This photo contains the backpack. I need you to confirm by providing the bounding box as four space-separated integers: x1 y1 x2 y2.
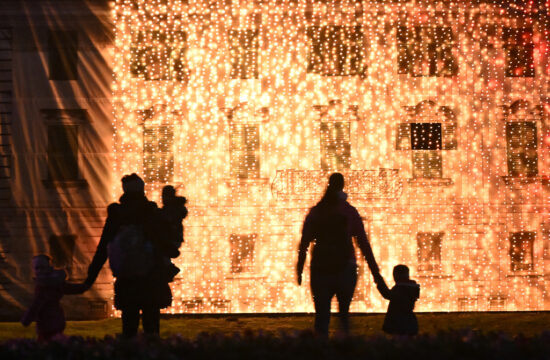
108 223 154 278
311 210 353 273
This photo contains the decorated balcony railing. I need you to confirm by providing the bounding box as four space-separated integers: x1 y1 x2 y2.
271 169 403 201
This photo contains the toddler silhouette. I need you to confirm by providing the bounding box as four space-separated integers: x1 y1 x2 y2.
376 264 420 336
21 254 87 341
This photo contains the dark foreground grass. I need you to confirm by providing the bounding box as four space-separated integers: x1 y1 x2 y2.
1 313 549 360
0 312 549 341
1 328 550 360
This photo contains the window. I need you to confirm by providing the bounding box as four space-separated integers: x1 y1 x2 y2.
410 123 442 179
397 102 457 181
143 124 174 183
488 295 507 311
47 125 79 181
417 232 443 272
506 121 538 177
397 117 456 151
88 300 108 318
229 234 256 273
230 124 260 179
320 121 350 171
130 31 188 81
412 151 442 179
229 29 259 79
411 123 442 150
42 109 87 187
307 26 366 76
509 231 535 272
504 27 534 77
397 26 457 77
48 30 78 80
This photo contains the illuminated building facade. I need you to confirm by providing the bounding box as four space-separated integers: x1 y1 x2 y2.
1 0 550 318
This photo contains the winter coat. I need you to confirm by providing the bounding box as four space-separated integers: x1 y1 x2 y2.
298 198 379 276
21 269 85 340
377 278 420 335
160 201 187 247
86 193 179 310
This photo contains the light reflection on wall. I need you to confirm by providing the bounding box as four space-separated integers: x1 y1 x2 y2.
112 0 550 314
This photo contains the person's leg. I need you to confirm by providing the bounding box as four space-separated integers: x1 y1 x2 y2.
310 270 335 337
121 306 140 338
335 264 358 335
142 306 160 335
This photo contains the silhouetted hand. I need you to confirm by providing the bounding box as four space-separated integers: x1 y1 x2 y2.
80 282 92 293
83 278 94 291
297 271 302 286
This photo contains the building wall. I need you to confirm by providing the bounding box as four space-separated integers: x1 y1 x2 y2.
0 0 114 319
1 0 549 318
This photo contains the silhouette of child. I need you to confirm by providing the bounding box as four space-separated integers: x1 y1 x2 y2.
376 264 420 336
160 185 188 281
21 254 87 341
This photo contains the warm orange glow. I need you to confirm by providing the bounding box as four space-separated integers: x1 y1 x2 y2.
113 0 550 314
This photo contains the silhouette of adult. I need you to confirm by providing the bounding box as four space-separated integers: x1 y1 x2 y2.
84 174 179 337
297 172 382 337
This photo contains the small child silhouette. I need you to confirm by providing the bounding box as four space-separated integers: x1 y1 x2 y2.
21 254 87 341
160 185 188 282
376 264 420 336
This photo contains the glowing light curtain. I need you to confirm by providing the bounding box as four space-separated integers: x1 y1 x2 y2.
111 0 550 314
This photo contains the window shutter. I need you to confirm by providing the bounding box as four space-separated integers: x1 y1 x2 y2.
320 121 350 171
396 123 411 150
442 122 457 149
413 150 442 179
243 124 259 178
230 124 243 178
230 124 260 179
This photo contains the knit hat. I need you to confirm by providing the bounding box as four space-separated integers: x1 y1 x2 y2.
121 173 145 194
328 172 344 191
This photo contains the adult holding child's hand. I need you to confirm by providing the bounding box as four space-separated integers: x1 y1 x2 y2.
296 172 381 337
84 174 179 338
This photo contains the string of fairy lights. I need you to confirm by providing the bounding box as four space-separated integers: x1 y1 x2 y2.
112 0 550 314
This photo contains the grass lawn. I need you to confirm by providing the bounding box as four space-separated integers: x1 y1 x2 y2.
1 312 549 341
